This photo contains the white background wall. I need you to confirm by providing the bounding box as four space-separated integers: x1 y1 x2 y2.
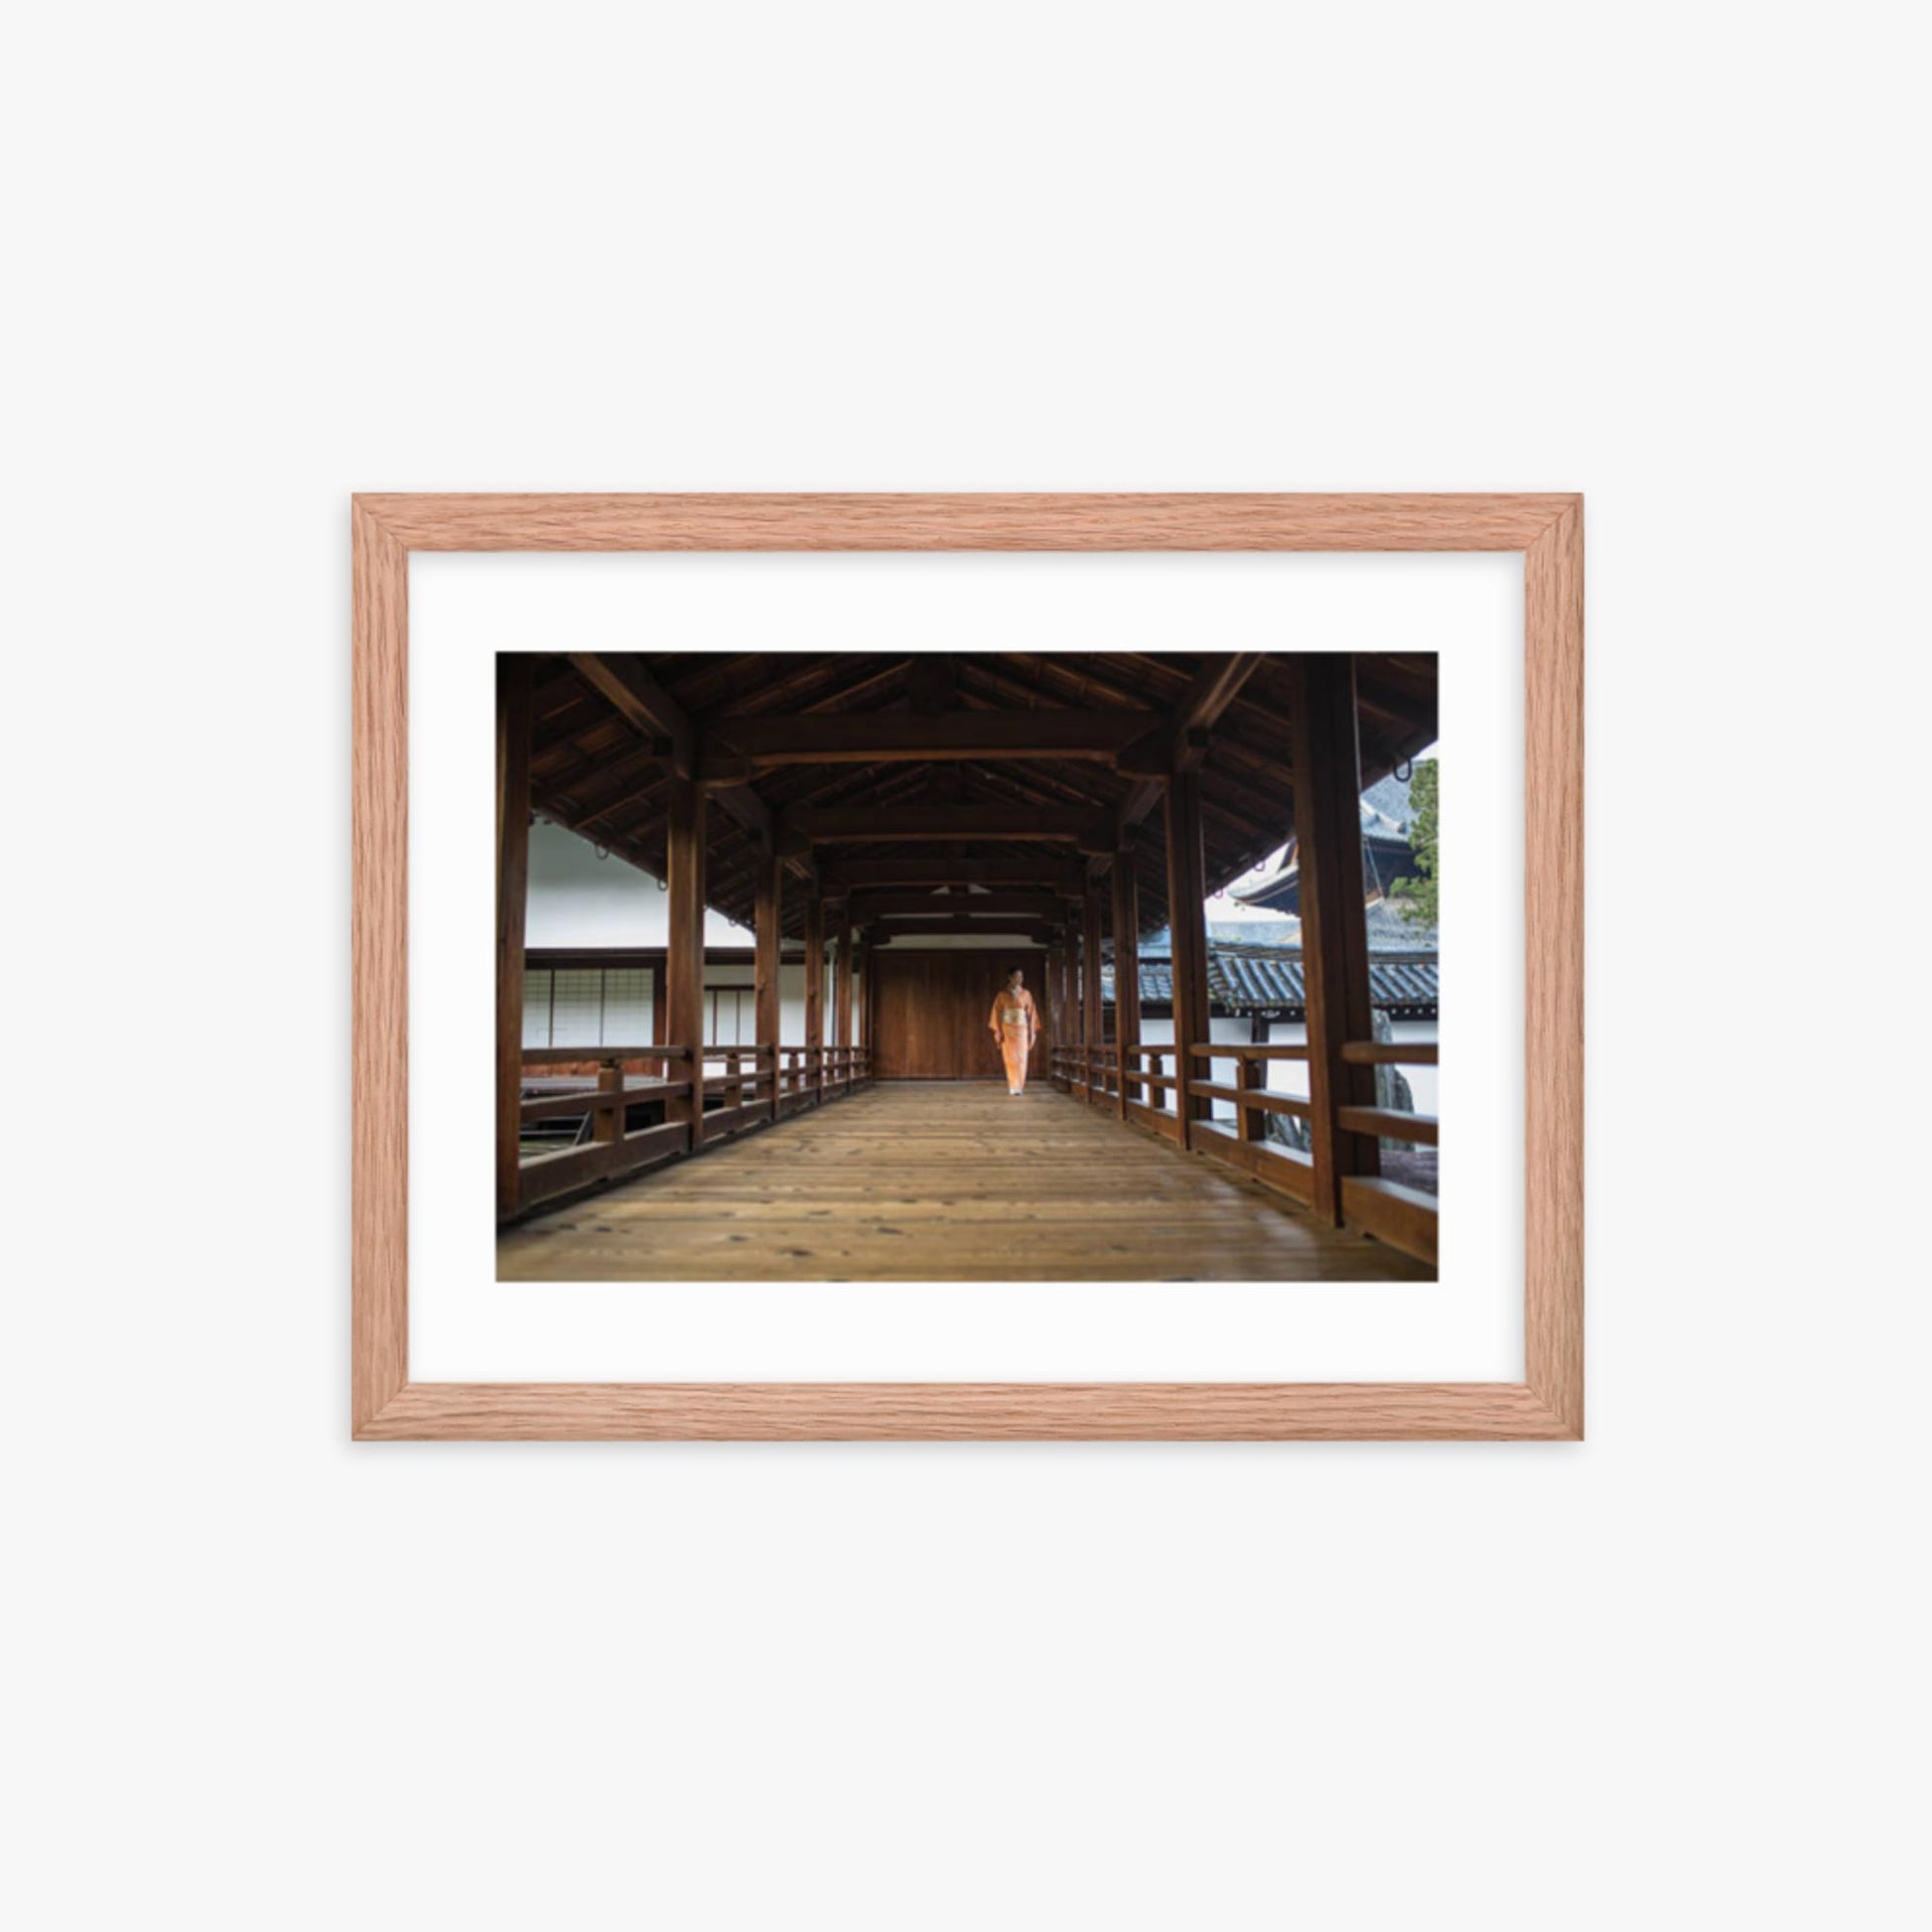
8 8 1921 1932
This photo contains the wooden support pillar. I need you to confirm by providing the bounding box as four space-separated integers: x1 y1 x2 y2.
1164 769 1211 1134
856 937 873 1076
1043 941 1063 1079
804 890 825 1105
666 773 707 1152
1083 883 1104 1105
1073 927 1085 1089
1111 849 1141 1112
495 657 532 1220
833 899 853 1057
755 842 782 1124
1287 653 1379 1222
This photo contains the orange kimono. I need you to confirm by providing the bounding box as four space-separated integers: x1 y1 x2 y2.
989 985 1038 1093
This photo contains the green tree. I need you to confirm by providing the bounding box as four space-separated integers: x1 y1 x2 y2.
1391 759 1438 929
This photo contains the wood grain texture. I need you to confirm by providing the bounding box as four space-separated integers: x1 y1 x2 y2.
349 490 1585 1440
357 1381 1569 1442
354 492 1573 552
872 950 1043 1080
497 1081 1416 1284
351 502 408 1432
1524 502 1586 1436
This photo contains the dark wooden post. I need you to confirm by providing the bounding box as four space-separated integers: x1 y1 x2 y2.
593 1058 624 1156
1241 1015 1270 1143
1287 653 1378 1222
1083 882 1104 1106
856 936 873 1081
1073 919 1089 1089
1112 847 1141 1114
755 843 782 1124
832 897 853 1091
665 773 707 1152
1164 769 1211 1138
1043 941 1063 1082
804 890 825 1106
495 657 533 1220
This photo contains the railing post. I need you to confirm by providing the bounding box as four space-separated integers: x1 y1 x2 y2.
1239 1050 1267 1143
594 1057 624 1163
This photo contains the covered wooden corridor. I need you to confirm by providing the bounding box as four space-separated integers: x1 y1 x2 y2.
497 1081 1432 1282
496 644 1440 1274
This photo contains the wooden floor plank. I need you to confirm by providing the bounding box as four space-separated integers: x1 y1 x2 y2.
495 1083 1435 1282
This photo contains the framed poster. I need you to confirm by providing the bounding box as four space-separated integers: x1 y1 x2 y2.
353 493 1582 1439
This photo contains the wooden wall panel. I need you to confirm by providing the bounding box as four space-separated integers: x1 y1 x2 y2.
873 949 1046 1080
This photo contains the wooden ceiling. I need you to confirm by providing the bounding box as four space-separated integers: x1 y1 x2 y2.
525 651 1437 940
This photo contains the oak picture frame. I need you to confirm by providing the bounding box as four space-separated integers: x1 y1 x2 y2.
352 493 1583 1440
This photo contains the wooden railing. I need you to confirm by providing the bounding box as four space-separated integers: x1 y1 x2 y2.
510 1041 873 1219
1050 1035 1438 1264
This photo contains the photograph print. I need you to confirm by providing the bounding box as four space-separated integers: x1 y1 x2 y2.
495 648 1439 1282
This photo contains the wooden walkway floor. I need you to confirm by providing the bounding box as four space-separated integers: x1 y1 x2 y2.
497 1082 1434 1282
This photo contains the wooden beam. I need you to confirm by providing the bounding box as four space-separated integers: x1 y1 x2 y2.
1287 653 1378 1221
908 651 955 714
755 843 782 1124
1177 651 1269 736
705 707 1156 771
496 658 533 1220
1116 652 1270 832
784 805 1116 850
568 652 695 781
848 890 1061 919
1164 770 1212 1127
822 858 1087 892
870 915 1055 941
664 775 707 1150
712 779 772 849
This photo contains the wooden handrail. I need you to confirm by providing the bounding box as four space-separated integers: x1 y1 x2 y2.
1340 1040 1438 1066
1183 1041 1313 1061
511 1034 873 1221
1186 1080 1311 1119
521 1043 692 1066
1336 1106 1439 1146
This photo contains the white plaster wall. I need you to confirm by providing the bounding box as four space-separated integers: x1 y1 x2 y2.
525 819 754 948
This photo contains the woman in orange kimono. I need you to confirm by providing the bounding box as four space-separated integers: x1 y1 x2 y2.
989 968 1039 1095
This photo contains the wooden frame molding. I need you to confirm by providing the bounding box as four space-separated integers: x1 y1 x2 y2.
353 493 1584 1441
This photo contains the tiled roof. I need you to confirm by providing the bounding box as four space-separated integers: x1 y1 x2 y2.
1105 938 1439 1017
